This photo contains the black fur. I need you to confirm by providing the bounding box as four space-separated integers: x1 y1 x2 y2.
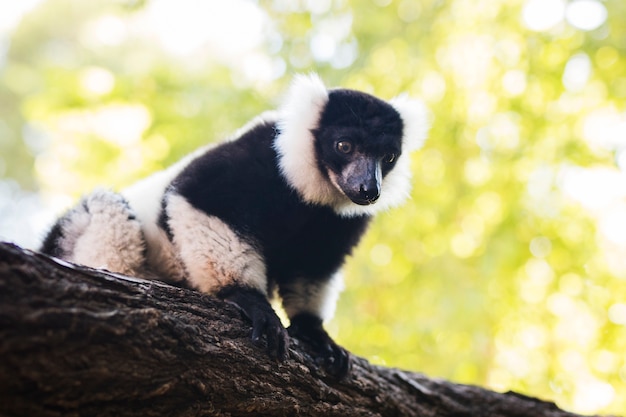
314 89 403 177
40 221 64 257
157 191 174 242
171 120 371 290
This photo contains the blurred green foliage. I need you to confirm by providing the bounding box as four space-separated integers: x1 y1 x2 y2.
1 0 625 414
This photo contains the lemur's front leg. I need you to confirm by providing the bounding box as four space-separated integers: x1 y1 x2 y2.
164 193 289 360
219 286 289 361
280 274 351 378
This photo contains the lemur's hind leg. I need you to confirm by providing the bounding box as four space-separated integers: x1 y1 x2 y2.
40 188 147 277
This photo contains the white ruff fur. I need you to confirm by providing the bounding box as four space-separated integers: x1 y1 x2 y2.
274 73 339 208
274 73 429 217
389 94 430 152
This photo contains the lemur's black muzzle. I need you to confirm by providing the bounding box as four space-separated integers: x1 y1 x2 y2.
338 157 382 206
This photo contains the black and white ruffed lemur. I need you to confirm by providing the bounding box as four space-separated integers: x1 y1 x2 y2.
40 73 429 378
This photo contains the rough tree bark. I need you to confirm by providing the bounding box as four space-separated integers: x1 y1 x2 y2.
0 242 612 417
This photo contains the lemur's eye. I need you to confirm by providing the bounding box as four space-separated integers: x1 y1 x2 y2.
383 153 396 164
336 141 353 154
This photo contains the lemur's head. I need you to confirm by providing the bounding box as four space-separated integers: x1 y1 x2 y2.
274 73 429 217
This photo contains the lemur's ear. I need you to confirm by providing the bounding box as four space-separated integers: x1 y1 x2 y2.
388 94 430 152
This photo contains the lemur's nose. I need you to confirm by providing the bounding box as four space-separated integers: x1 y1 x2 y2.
359 181 380 203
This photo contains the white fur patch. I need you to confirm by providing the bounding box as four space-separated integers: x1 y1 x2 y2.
165 193 267 295
59 189 146 276
281 272 344 322
389 94 430 152
273 73 343 208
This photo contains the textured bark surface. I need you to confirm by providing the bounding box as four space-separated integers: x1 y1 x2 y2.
0 241 609 417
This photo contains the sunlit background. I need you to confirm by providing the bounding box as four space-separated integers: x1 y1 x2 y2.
1 0 625 414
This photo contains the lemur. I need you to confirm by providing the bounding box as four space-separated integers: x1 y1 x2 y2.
41 74 429 378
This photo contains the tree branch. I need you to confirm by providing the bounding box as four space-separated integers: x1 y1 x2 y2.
0 242 608 416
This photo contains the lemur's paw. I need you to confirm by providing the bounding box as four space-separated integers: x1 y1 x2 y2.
251 309 289 361
288 313 351 379
316 339 351 379
221 287 289 361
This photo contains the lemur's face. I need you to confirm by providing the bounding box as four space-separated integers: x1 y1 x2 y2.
313 90 404 206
